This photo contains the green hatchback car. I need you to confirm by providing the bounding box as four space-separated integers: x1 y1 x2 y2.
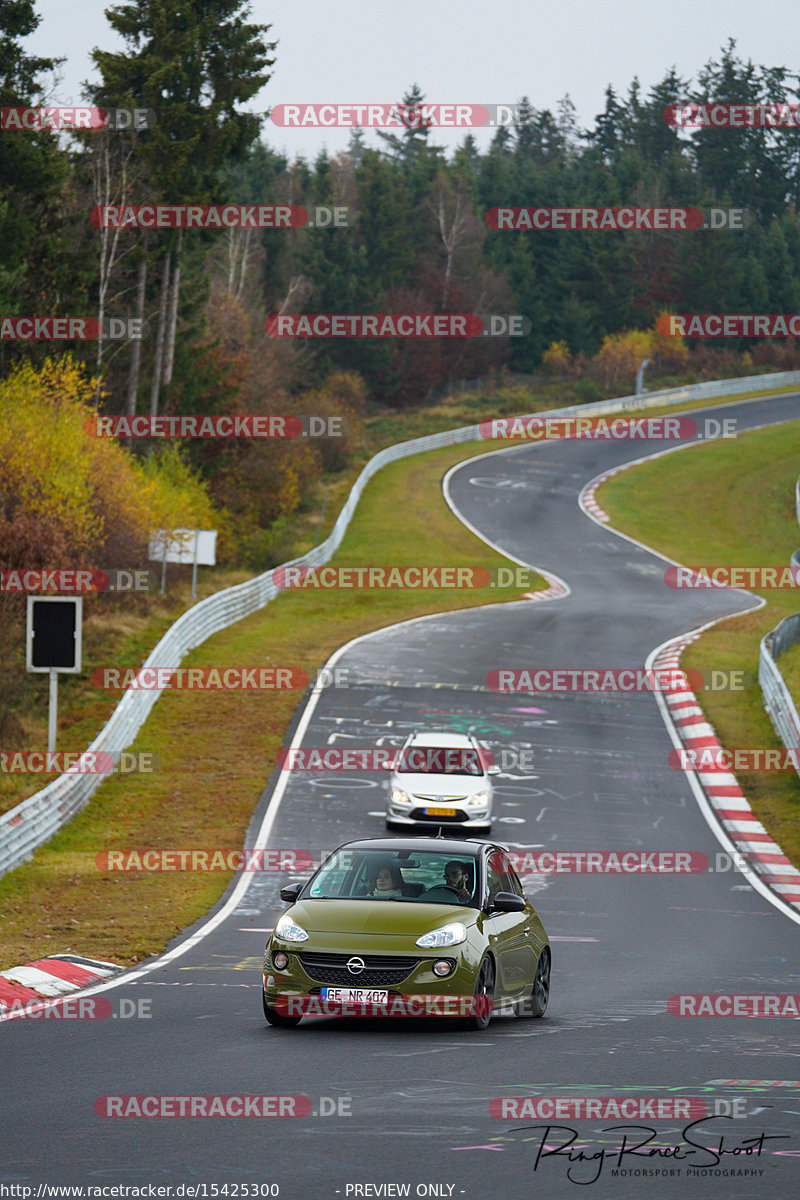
262 836 550 1030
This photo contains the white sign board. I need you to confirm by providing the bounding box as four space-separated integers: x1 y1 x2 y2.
148 529 217 566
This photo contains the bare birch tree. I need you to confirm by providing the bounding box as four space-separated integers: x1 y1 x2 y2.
90 129 139 406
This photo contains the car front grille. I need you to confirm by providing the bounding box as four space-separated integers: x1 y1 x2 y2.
296 952 421 987
412 794 468 803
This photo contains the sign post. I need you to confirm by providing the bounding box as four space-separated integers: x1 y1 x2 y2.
148 530 217 597
192 530 199 600
26 597 83 753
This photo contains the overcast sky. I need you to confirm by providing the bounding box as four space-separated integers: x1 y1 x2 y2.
26 0 800 160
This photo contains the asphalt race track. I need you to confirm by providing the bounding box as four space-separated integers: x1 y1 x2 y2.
4 392 800 1199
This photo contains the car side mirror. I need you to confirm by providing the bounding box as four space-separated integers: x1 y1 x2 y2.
491 891 526 913
279 882 303 903
487 765 501 775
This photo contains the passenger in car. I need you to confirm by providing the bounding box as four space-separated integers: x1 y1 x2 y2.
368 863 407 898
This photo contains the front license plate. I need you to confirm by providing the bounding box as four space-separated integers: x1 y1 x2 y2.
321 987 389 1004
425 806 458 816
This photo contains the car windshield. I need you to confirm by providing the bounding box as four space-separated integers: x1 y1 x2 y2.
304 848 480 905
394 745 485 776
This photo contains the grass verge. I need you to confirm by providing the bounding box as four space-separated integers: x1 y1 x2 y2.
597 419 800 867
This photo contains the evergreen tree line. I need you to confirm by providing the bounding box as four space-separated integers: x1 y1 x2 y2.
3 3 800 415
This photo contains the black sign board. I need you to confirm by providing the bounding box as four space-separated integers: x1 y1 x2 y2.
26 597 82 673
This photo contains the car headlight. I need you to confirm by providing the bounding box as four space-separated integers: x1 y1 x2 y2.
274 914 309 943
416 922 467 948
391 788 411 804
467 791 489 806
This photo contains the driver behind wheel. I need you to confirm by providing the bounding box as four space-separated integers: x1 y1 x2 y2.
443 861 472 902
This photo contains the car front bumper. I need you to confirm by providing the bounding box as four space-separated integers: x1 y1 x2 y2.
263 937 485 1013
386 804 492 828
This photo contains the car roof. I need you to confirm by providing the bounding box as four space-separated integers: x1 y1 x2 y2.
333 836 496 858
403 731 479 748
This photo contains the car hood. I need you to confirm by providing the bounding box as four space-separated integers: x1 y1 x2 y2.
391 773 486 798
287 899 476 937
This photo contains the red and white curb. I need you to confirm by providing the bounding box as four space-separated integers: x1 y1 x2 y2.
0 953 120 1009
654 637 800 910
582 479 612 522
522 568 570 602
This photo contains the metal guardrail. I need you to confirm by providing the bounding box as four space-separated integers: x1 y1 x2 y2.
760 616 800 763
3 366 800 878
760 471 800 768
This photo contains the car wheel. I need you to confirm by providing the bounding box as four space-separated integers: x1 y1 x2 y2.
518 948 550 1019
465 955 495 1031
262 989 302 1028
